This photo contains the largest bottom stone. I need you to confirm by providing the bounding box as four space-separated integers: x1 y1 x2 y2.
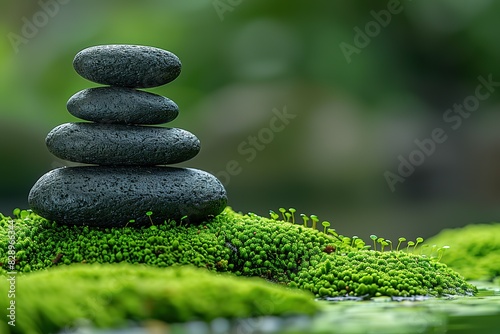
28 166 227 227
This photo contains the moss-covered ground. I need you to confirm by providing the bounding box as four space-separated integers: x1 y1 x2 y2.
0 263 319 334
426 223 500 282
0 207 476 299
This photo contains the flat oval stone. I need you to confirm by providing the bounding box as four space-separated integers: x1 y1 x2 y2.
28 166 227 226
67 87 179 124
73 45 181 88
46 123 200 165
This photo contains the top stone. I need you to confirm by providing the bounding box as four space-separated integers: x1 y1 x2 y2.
73 45 181 88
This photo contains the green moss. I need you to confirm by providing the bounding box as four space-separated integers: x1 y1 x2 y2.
425 223 500 281
0 263 318 334
0 208 476 299
298 249 474 297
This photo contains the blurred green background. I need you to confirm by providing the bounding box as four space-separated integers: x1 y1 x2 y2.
1 0 500 241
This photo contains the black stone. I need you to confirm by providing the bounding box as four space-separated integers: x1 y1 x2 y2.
28 166 227 226
46 123 200 165
67 87 179 124
73 45 181 88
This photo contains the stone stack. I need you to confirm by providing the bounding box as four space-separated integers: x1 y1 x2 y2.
28 45 227 227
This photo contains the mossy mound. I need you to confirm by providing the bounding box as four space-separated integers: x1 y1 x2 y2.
0 208 476 298
0 263 318 334
426 223 500 281
306 249 479 297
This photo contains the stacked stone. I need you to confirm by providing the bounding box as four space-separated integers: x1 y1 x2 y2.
28 45 227 227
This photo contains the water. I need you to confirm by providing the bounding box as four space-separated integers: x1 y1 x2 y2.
57 290 500 334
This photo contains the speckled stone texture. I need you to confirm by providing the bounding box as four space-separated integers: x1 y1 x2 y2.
73 45 181 88
29 44 228 225
28 166 227 226
67 87 179 124
46 123 200 165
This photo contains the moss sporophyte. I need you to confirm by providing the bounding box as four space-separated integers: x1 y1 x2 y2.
0 207 476 299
